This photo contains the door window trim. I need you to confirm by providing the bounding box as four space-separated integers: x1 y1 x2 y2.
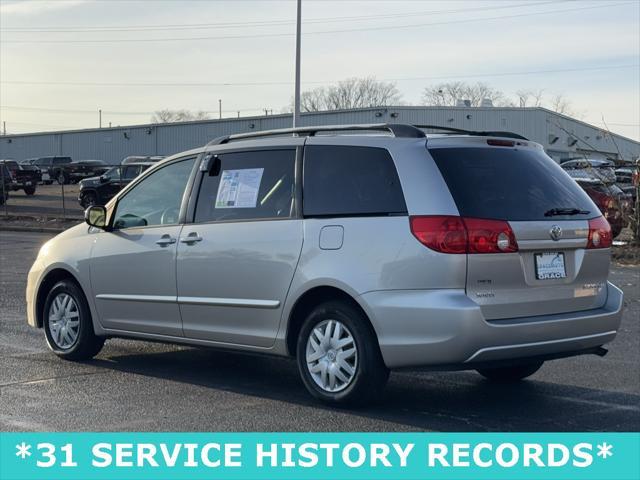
108 154 201 231
185 146 302 225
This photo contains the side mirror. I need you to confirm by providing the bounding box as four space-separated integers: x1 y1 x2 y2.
85 205 107 229
99 175 108 183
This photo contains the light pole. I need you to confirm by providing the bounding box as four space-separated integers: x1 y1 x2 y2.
293 0 301 128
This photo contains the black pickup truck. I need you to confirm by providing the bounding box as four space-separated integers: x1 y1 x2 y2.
0 159 41 195
0 163 11 204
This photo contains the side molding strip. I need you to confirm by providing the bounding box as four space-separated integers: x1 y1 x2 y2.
96 294 280 309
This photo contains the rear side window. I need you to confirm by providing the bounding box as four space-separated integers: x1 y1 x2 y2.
303 145 406 217
194 149 296 223
430 147 597 221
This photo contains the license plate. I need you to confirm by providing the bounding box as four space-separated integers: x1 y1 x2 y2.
25 181 32 186
535 252 566 280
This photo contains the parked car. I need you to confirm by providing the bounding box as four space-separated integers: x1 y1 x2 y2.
576 181 630 238
0 163 11 204
26 124 623 406
0 159 41 195
561 158 617 184
78 162 154 208
121 155 164 165
31 156 73 185
66 160 110 183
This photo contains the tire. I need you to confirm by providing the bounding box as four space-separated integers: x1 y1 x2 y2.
44 180 53 185
24 186 36 195
56 171 67 185
79 192 97 209
476 361 543 382
43 280 105 361
296 300 389 406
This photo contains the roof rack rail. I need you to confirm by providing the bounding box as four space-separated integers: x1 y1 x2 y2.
414 125 528 141
207 123 426 146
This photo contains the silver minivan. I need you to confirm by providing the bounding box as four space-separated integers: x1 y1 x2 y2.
26 124 624 405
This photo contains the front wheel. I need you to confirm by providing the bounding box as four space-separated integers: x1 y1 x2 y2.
24 186 36 195
43 280 105 361
296 300 389 406
476 361 543 382
80 192 97 208
56 172 67 185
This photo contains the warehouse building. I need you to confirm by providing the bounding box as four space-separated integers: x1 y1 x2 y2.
1 106 638 164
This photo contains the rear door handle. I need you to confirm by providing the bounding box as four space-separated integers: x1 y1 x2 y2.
180 232 203 244
155 234 176 246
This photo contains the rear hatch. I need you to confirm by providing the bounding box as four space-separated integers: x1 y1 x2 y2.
429 138 611 321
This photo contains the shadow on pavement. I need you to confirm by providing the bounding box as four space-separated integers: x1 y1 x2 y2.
92 345 640 431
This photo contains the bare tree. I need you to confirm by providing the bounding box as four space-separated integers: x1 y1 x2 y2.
550 94 574 116
151 109 211 123
422 82 508 107
294 77 402 112
516 89 545 107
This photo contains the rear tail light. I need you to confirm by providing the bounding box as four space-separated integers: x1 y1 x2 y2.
587 216 612 249
410 215 518 254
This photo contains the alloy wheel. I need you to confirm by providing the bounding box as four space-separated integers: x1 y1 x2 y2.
48 293 80 349
306 319 358 393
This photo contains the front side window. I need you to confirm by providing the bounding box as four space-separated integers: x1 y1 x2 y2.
113 158 195 229
194 149 296 223
303 145 407 217
122 165 140 180
103 167 121 181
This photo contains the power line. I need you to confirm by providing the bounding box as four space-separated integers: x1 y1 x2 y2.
2 64 637 88
1 2 632 44
0 1 562 32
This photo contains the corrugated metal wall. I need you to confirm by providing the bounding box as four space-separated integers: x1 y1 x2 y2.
1 107 638 164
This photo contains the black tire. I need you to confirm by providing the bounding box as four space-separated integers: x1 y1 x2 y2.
42 280 105 361
79 191 98 209
476 361 543 382
56 171 67 185
24 186 36 195
296 300 389 406
44 180 53 185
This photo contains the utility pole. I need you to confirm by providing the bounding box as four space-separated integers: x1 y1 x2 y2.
99 109 102 128
293 0 302 128
2 121 5 135
218 99 222 119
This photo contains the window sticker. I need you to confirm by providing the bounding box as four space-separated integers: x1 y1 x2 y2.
215 168 264 208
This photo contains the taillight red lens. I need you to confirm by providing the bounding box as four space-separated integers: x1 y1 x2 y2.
587 216 612 249
409 216 467 254
463 217 519 253
409 216 518 254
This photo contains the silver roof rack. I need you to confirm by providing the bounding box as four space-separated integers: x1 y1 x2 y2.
206 123 528 146
207 123 426 146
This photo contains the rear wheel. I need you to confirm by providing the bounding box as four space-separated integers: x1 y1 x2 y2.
43 280 104 361
24 186 36 195
476 361 543 382
296 300 389 406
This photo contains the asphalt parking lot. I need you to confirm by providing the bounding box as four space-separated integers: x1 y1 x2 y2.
1 231 638 432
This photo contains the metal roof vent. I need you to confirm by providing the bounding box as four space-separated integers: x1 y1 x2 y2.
481 98 494 107
456 99 471 107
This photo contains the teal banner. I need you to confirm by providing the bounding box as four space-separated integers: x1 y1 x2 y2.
1 433 638 480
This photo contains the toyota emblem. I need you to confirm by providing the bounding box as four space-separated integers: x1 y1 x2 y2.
549 225 563 241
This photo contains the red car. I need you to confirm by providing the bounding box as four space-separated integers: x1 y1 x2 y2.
577 181 630 238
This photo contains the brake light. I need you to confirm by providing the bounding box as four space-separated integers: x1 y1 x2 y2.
487 139 515 147
409 216 467 254
463 217 519 253
587 216 612 249
410 216 518 254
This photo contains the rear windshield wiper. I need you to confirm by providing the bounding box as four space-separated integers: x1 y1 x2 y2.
544 208 590 217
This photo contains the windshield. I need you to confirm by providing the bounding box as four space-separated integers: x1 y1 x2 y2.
430 147 598 221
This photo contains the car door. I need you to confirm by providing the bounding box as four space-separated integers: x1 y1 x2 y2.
90 156 197 336
176 149 303 347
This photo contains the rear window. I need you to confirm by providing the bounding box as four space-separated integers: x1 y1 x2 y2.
430 147 597 221
303 145 406 217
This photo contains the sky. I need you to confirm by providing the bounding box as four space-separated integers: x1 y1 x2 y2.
0 0 638 140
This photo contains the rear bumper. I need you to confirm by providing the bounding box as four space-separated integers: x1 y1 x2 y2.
361 281 624 369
